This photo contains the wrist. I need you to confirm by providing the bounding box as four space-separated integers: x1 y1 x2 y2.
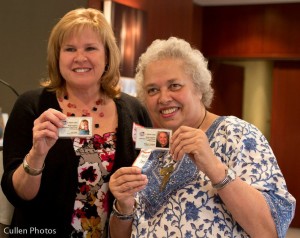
205 162 226 184
111 199 138 220
23 153 45 176
212 167 236 190
115 200 135 215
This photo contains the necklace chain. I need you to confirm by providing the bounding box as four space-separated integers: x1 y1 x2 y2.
197 109 207 129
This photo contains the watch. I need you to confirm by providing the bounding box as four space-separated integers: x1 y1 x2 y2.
212 168 236 190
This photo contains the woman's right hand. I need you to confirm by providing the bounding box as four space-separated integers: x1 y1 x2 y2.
32 108 66 158
109 167 148 213
12 109 66 200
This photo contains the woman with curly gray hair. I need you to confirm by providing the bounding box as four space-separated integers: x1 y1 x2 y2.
136 37 213 108
109 37 295 238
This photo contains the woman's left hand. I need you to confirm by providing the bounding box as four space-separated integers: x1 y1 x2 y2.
170 126 216 172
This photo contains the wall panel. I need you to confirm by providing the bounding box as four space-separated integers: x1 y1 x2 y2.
202 3 300 59
271 61 300 227
145 0 193 46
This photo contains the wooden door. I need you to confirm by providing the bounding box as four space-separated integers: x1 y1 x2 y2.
271 61 300 227
209 62 244 118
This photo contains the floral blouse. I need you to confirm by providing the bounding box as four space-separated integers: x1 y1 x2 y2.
132 116 296 238
71 133 116 238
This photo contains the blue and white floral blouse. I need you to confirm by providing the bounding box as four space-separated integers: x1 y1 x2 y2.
132 116 296 238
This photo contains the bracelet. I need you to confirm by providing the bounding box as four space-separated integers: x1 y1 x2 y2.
111 199 138 220
212 168 236 190
23 154 45 176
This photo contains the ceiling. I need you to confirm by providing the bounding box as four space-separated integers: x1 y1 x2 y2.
194 0 300 6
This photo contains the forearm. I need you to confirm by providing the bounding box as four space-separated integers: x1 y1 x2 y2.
108 166 147 237
218 178 277 238
12 151 45 200
109 215 132 238
12 165 42 200
202 157 277 237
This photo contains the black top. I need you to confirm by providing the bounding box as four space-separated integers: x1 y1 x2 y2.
1 88 152 237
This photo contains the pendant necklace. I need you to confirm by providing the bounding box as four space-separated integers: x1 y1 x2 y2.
159 153 176 191
159 109 207 191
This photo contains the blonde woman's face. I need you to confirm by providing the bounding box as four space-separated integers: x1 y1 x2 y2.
82 122 88 130
59 27 106 92
143 58 203 131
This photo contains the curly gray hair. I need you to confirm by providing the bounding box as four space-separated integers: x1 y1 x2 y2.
135 37 214 108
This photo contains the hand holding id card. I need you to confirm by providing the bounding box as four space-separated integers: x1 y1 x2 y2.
135 127 172 150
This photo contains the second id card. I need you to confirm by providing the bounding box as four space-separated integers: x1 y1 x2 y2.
135 127 172 150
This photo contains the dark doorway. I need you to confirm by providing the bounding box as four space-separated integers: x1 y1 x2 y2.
209 61 244 118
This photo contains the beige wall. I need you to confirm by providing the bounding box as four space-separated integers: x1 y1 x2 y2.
0 0 88 114
225 61 273 140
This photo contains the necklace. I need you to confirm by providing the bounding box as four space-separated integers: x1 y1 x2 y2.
159 152 177 191
197 109 207 129
58 95 104 128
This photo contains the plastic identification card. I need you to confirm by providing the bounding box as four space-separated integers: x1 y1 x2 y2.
58 117 93 138
135 127 172 150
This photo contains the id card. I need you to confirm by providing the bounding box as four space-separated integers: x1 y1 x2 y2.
58 117 93 138
135 127 172 150
132 122 144 143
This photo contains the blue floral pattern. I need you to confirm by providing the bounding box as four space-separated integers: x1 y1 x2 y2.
132 116 296 238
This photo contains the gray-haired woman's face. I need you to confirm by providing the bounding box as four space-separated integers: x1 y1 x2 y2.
143 58 203 131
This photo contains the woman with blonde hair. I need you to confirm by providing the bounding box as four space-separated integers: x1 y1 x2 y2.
1 8 151 237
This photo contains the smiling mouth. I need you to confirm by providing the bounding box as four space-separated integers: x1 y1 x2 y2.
160 107 179 115
73 68 90 73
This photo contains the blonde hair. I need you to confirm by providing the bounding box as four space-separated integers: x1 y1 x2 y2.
78 119 89 130
135 37 214 107
42 8 121 98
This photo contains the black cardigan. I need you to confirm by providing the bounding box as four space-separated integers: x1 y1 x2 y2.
1 88 152 237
